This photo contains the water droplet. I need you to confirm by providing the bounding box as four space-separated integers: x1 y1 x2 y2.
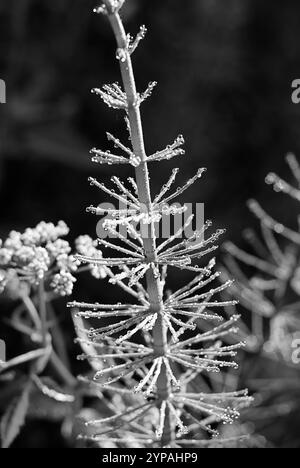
116 48 127 63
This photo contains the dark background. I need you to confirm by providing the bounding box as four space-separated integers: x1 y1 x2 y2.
1 0 300 448
1 0 300 242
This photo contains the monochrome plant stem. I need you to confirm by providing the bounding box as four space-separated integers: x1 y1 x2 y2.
49 351 77 388
22 294 42 332
103 2 174 445
38 281 48 347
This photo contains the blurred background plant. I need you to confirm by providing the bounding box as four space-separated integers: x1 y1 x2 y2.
221 154 300 448
1 0 300 448
0 221 108 448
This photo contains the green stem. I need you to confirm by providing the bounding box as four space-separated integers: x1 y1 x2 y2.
103 2 174 446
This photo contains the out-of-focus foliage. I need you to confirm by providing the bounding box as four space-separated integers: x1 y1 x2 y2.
222 155 300 448
0 222 107 448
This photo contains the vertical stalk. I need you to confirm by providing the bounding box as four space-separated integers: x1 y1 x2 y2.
38 281 48 347
103 2 174 445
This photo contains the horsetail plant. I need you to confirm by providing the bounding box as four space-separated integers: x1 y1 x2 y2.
218 155 300 447
70 0 252 448
222 153 300 354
